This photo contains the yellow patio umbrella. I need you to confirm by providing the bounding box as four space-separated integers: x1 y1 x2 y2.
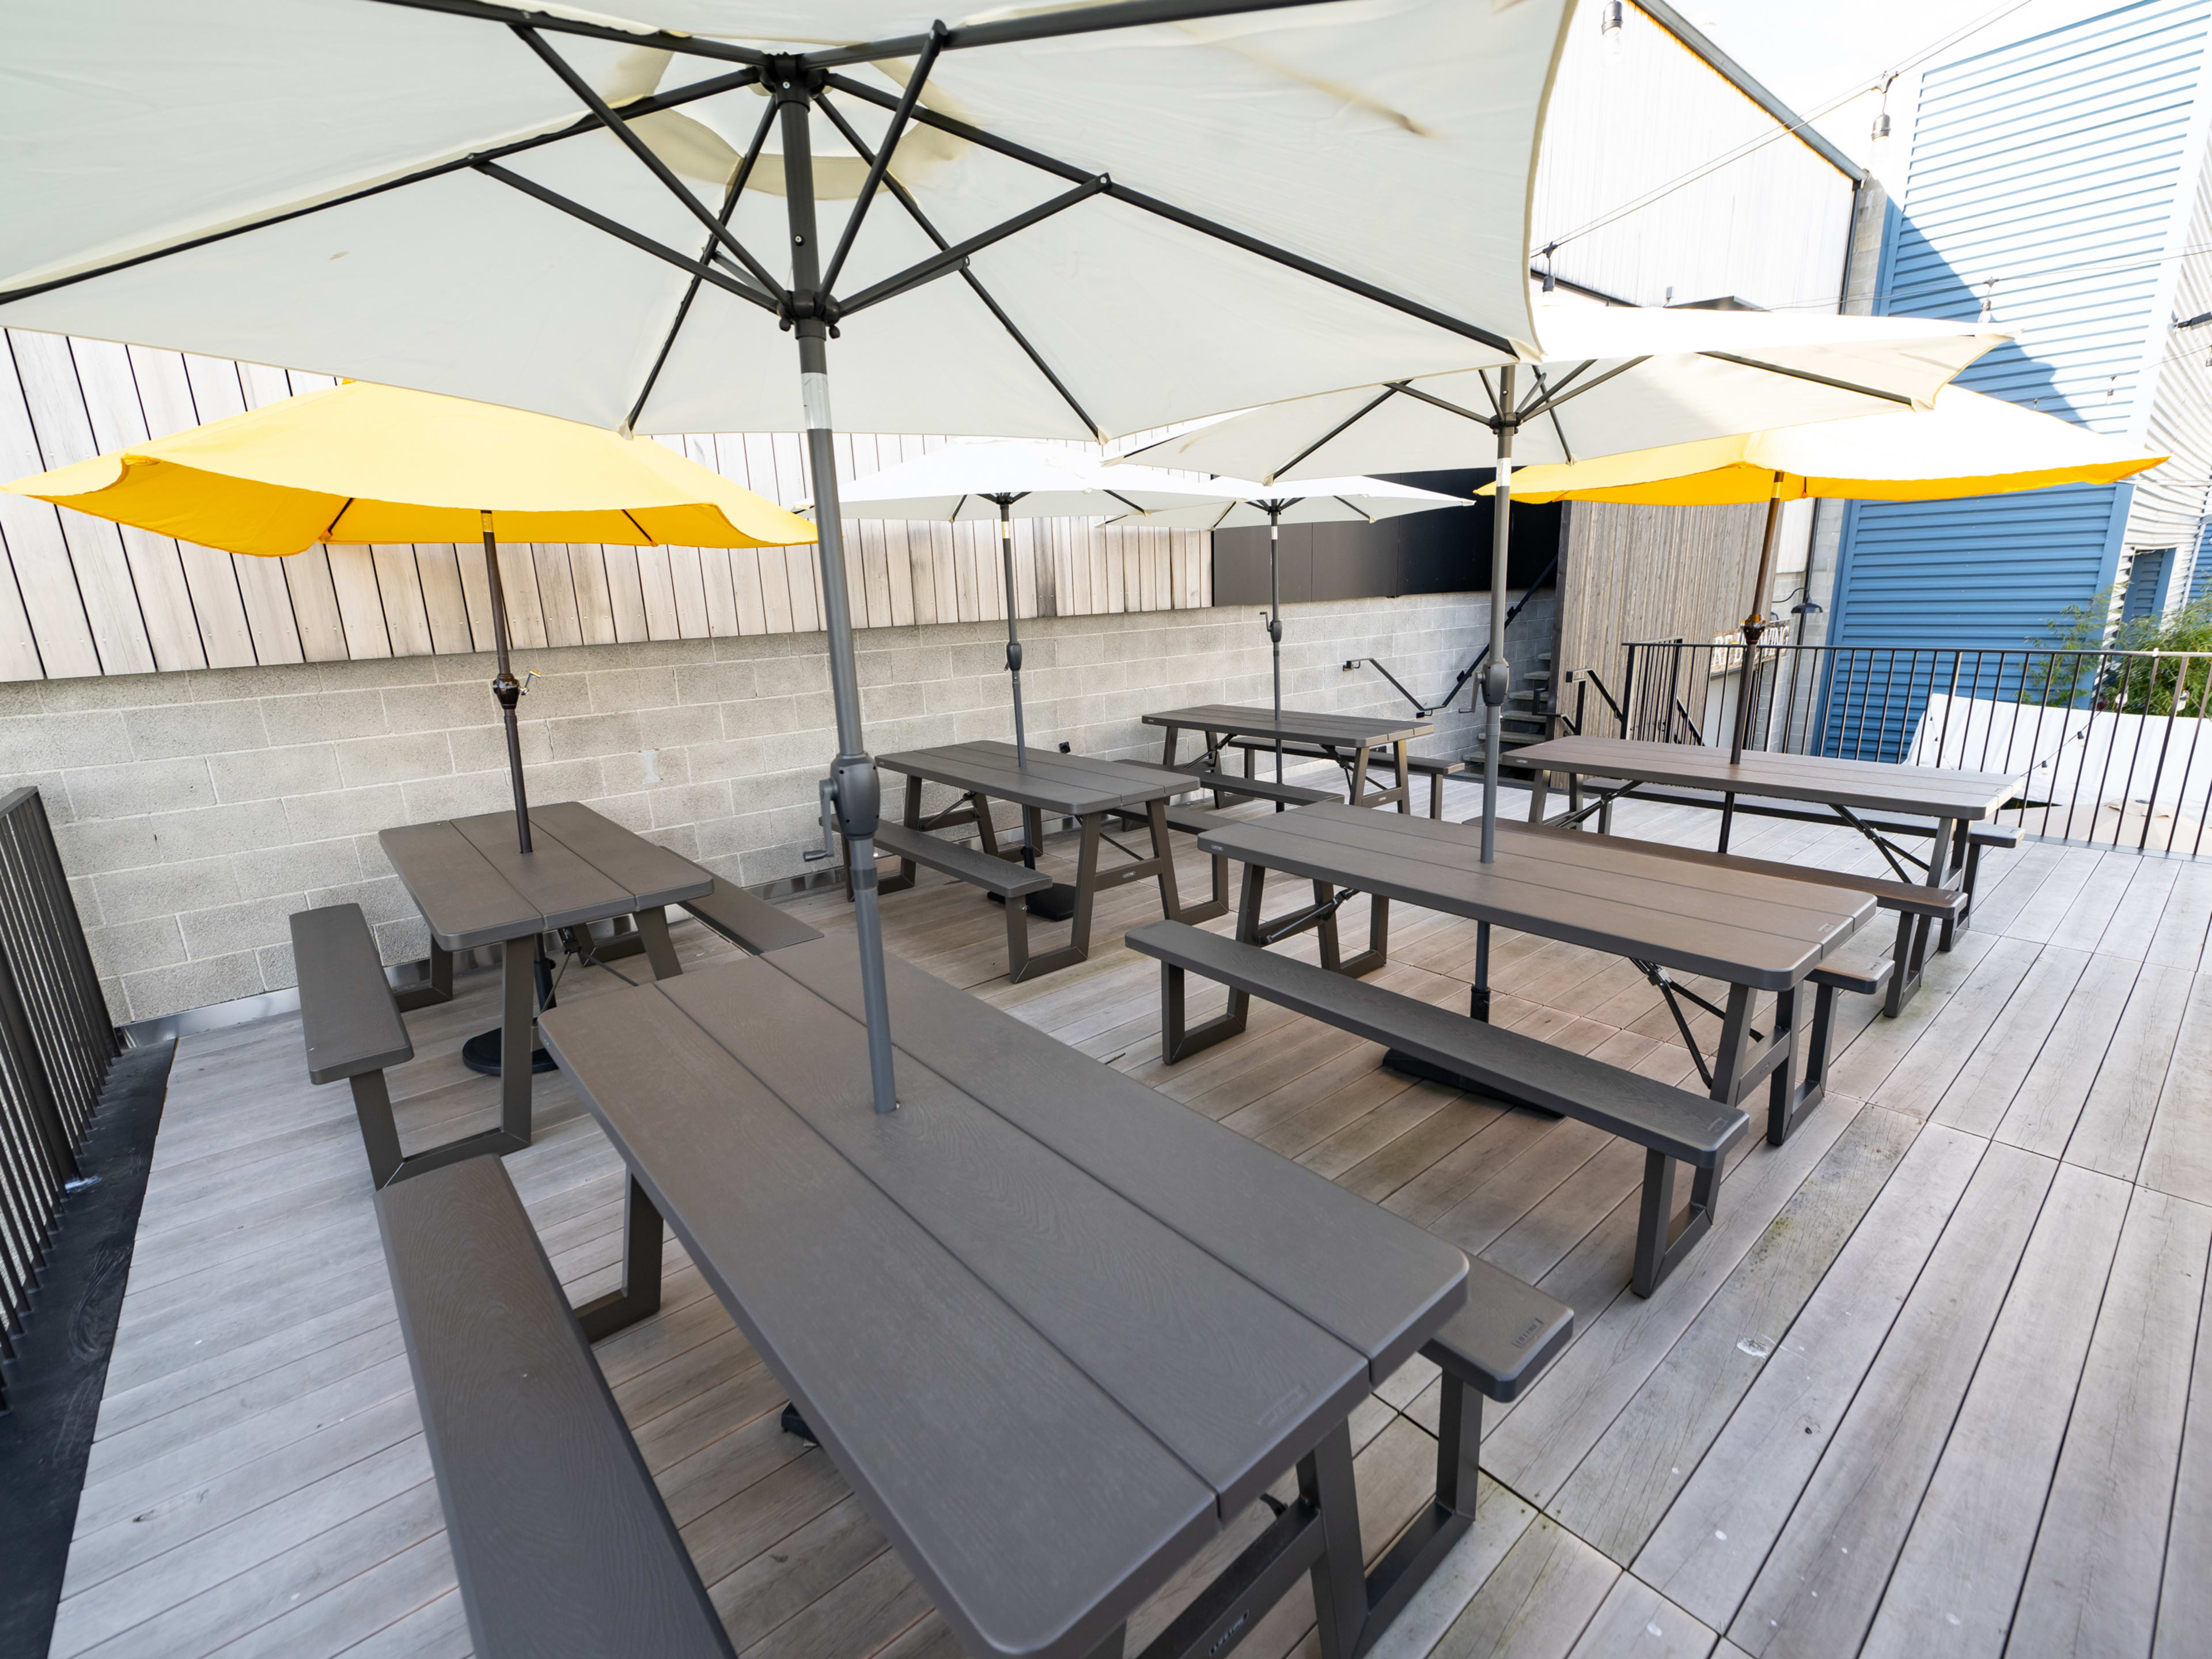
1486 385 2167 760
4 379 817 853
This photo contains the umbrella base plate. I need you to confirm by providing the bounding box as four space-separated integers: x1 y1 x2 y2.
780 1403 819 1447
1381 1048 1563 1118
460 1028 557 1077
984 881 1080 921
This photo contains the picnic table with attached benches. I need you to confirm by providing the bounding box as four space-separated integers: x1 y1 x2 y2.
1515 736 2022 1013
870 741 1198 980
1145 704 1433 813
529 931 1571 1659
1135 804 1879 1291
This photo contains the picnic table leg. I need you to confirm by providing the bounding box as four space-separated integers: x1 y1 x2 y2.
395 941 452 1011
1007 815 1104 982
499 933 536 1146
574 1175 665 1342
1527 768 1549 824
1349 744 1373 809
1300 1422 1368 1659
1145 798 1196 922
1159 862 1263 1059
632 907 682 980
1938 814 1969 950
1392 739 1411 815
1886 815 1956 1014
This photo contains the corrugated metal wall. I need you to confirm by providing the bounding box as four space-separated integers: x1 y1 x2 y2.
1826 0 2212 754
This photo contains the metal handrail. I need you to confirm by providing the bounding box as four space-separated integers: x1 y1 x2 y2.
0 787 119 1410
1593 639 2212 857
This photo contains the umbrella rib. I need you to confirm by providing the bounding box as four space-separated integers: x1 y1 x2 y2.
0 69 760 309
1332 496 1376 522
1518 355 1649 421
1699 353 1916 406
815 95 1104 439
825 74 1518 356
1271 385 1402 482
835 178 1111 317
511 25 790 305
1527 365 1576 465
803 0 1354 69
1387 380 1495 428
625 95 782 434
474 162 781 315
821 28 948 296
1517 359 1588 420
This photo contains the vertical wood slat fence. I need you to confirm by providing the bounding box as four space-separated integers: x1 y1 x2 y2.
0 787 120 1410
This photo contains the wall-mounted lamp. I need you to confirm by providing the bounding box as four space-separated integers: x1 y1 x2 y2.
1600 0 1624 60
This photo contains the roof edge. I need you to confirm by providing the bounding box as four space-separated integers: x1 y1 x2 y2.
1634 0 1861 180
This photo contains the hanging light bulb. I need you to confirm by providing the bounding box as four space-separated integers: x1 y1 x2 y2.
1600 0 1624 60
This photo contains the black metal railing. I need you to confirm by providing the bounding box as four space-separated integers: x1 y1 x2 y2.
1608 638 2212 857
0 787 119 1409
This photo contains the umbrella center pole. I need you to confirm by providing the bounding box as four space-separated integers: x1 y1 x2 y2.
480 513 533 855
1729 481 1787 775
992 500 1043 869
782 76 897 1115
1268 510 1286 798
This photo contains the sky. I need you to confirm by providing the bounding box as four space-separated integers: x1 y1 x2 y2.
1683 0 2127 176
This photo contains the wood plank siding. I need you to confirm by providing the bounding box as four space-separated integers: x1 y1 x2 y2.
0 330 1210 683
1555 499 1768 687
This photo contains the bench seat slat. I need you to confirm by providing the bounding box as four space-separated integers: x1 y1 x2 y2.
1521 823 1964 918
291 903 412 1084
874 821 1052 897
1165 762 1335 808
1127 921 1746 1165
680 878 823 955
375 1157 733 1659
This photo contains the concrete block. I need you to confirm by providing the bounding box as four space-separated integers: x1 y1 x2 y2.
546 710 642 760
685 736 768 783
179 895 306 961
373 915 432 967
317 654 442 691
284 783 410 843
35 671 167 711
96 855 240 925
588 666 679 713
186 663 322 702
335 731 456 788
233 837 364 901
0 712 132 774
601 746 690 795
209 743 342 803
256 941 296 991
396 770 510 824
64 757 215 821
676 661 757 705
589 791 654 833
122 950 265 1021
127 698 268 762
262 688 391 744
753 656 825 699
382 681 491 734
309 872 415 925
83 916 187 979
648 779 734 830
449 718 553 772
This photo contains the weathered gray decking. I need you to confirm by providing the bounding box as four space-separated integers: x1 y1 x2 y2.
49 776 2212 1659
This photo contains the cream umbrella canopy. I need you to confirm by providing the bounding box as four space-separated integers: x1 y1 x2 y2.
1494 385 2169 763
0 0 1588 1117
2 380 820 853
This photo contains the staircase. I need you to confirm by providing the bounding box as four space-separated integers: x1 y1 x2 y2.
1464 651 1553 774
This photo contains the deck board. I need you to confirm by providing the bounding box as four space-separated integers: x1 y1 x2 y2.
51 777 2211 1659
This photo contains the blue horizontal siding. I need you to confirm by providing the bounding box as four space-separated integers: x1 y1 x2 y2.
1824 0 2209 757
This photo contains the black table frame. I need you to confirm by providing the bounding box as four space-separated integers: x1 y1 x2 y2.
1147 709 1427 815
874 748 1199 980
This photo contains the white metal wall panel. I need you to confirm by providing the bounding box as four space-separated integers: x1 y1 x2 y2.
1532 0 1857 310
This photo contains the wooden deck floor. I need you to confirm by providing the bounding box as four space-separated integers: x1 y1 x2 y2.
50 776 2212 1659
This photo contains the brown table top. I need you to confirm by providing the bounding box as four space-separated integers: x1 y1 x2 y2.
1195 802 1873 990
1512 735 2022 822
539 935 1465 1659
1144 703 1433 748
876 740 1191 816
378 800 711 952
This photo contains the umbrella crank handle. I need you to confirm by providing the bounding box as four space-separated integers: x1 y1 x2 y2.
1482 662 1513 707
806 777 837 863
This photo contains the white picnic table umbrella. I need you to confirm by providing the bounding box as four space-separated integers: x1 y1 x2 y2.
1128 301 2008 1018
0 0 1988 1111
1111 475 1470 782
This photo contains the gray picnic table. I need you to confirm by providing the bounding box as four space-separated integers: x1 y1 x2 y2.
1192 802 1874 1113
1145 704 1433 812
872 741 1196 977
538 934 1471 1659
378 800 711 1153
1514 735 2022 1012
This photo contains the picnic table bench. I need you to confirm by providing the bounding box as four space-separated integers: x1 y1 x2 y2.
536 933 1568 1658
1127 919 1748 1296
1146 704 1432 813
373 1154 732 1659
1215 735 1470 818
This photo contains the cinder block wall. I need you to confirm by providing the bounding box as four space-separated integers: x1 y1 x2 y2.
0 593 1500 1024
